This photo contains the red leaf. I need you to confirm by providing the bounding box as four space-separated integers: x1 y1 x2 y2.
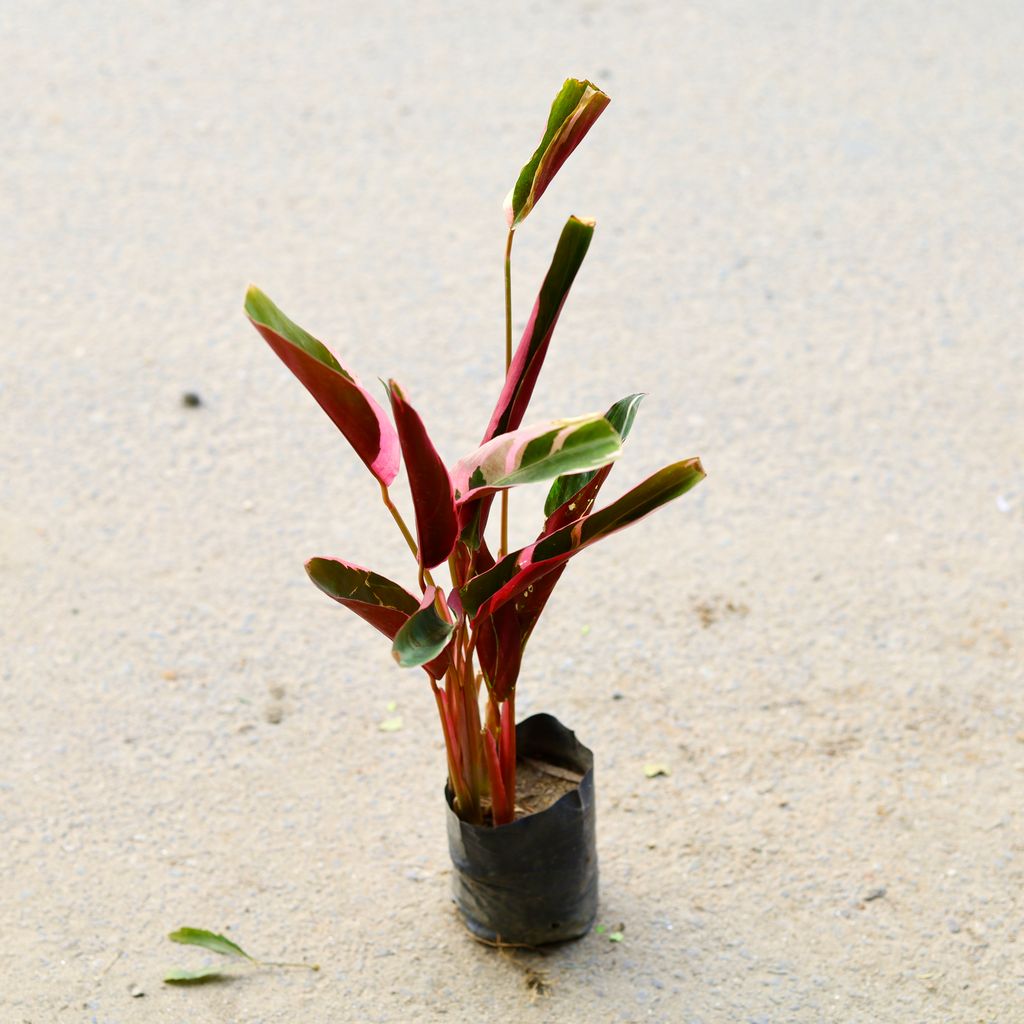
245 287 399 485
474 601 523 702
387 381 458 569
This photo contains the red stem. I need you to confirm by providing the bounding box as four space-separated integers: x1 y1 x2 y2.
462 652 484 805
431 679 467 811
484 729 511 825
500 690 516 810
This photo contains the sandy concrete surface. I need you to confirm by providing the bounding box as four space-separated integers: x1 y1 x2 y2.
2 1 1022 1021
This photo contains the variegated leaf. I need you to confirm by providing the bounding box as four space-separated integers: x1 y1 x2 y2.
461 216 596 548
461 458 706 622
482 216 595 444
504 78 610 227
452 414 621 505
245 287 400 485
544 393 645 517
306 558 449 677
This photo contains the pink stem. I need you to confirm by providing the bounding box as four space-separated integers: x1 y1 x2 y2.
432 679 468 811
500 691 516 810
484 730 511 825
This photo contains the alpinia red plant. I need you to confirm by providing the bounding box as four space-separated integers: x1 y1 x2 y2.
245 78 705 826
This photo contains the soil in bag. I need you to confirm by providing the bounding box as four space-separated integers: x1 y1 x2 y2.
446 713 598 946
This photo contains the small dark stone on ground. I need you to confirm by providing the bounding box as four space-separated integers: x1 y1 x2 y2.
181 391 202 408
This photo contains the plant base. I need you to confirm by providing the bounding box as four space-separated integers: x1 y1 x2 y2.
445 713 597 946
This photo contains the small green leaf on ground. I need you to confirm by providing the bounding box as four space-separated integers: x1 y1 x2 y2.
580 624 591 636
379 716 403 732
386 700 398 712
594 923 606 933
643 764 670 779
168 928 252 960
608 931 624 943
164 967 228 984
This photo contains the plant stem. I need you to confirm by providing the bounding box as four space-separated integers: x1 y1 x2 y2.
504 227 515 370
379 483 434 589
460 643 484 822
432 676 470 813
502 689 516 812
499 227 515 558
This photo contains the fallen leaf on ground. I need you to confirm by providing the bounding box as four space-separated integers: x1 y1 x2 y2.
164 967 228 985
168 928 252 960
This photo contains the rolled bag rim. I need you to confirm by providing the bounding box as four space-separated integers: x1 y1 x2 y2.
445 712 598 945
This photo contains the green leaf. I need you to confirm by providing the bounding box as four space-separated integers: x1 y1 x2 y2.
164 967 229 985
608 931 624 943
544 393 644 516
391 587 455 670
452 414 621 502
167 928 253 961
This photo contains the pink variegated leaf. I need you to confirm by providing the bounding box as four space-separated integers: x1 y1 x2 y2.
460 458 706 622
245 287 400 485
386 380 459 569
504 79 610 228
452 413 621 507
483 216 595 444
306 557 449 677
460 216 596 548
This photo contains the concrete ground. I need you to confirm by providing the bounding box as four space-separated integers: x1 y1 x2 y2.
2 2 1022 1021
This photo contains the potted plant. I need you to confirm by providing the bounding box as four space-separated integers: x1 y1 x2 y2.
243 78 705 945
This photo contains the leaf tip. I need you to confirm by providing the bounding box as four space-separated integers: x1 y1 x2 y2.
243 284 267 320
